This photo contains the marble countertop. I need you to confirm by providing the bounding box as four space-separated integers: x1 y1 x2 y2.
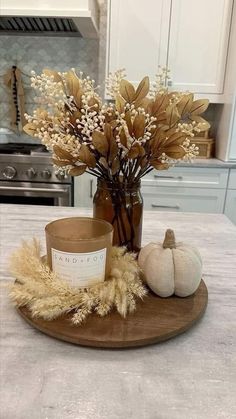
1 204 236 419
176 158 236 168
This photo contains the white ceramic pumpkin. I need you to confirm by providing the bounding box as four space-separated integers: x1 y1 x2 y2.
138 229 202 297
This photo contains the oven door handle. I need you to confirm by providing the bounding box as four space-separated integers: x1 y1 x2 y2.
0 186 68 194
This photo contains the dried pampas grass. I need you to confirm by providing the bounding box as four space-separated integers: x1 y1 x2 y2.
9 239 147 325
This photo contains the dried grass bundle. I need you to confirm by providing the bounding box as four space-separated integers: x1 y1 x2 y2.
9 239 147 325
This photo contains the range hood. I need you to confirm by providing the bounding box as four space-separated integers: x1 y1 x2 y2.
0 0 99 38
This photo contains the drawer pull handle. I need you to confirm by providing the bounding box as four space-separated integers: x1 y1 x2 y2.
154 175 183 180
90 179 93 198
151 204 180 209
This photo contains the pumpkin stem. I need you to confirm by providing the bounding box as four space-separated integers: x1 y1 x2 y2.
163 229 176 249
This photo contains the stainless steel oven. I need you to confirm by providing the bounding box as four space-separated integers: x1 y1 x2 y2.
0 181 72 206
0 144 73 206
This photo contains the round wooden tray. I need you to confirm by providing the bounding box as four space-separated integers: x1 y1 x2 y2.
17 280 208 348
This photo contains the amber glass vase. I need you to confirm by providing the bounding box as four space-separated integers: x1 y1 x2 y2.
93 179 143 252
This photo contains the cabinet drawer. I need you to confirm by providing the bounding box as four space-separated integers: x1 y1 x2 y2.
224 189 236 224
143 167 228 189
228 169 236 189
142 186 226 213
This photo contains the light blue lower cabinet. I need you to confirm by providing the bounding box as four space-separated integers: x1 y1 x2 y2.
141 185 226 213
228 169 236 188
74 169 231 216
224 189 236 224
74 173 95 207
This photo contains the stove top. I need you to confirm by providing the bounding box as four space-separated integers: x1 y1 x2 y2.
0 142 72 184
0 143 48 155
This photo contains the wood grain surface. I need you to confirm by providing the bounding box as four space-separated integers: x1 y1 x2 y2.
17 280 208 348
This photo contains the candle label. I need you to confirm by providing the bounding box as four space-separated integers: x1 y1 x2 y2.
51 248 107 288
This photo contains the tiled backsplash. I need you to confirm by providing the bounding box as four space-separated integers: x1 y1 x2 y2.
0 35 99 142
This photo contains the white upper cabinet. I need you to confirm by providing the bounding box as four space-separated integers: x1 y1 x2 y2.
106 0 233 102
216 1 236 161
168 0 233 97
106 0 171 89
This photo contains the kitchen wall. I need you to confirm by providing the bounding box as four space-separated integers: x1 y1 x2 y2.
0 0 221 147
0 35 99 142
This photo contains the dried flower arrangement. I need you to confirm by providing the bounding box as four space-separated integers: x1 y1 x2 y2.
24 67 210 175
23 67 210 250
9 240 147 325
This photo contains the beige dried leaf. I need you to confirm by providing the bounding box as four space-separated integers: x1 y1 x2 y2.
79 144 96 168
155 111 167 123
125 111 133 135
127 143 144 159
53 145 74 162
23 123 37 137
150 128 166 152
111 158 120 175
119 127 128 148
43 69 62 83
189 115 211 131
65 70 81 106
120 79 136 102
70 110 82 126
151 94 170 116
134 76 149 104
164 131 186 147
151 160 169 170
133 114 145 139
109 138 118 163
190 99 209 115
127 144 140 159
177 93 194 116
164 145 186 159
165 105 180 127
69 165 87 176
110 120 118 129
52 158 71 167
138 145 146 157
99 157 109 169
115 94 126 113
35 108 48 119
92 131 108 156
104 109 116 123
136 97 152 112
88 97 100 112
104 123 112 141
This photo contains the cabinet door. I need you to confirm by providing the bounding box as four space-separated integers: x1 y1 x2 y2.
228 96 236 160
228 169 236 188
142 185 226 213
224 189 236 224
74 173 95 207
168 0 233 95
106 0 170 92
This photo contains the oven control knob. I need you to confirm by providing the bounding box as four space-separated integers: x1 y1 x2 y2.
2 166 17 179
56 172 66 181
41 169 51 180
26 168 37 179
